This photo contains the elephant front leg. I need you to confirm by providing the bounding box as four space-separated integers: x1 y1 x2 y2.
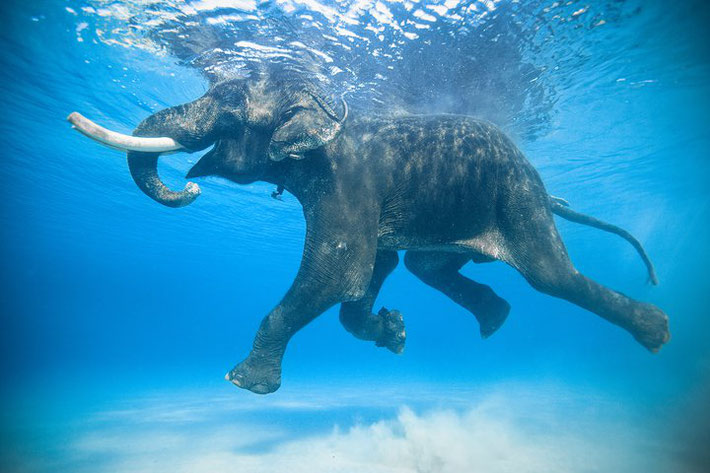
339 250 406 354
227 221 378 394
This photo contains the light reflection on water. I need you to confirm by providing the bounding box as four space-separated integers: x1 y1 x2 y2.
67 0 634 139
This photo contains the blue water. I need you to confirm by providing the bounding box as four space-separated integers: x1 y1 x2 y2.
1 0 709 471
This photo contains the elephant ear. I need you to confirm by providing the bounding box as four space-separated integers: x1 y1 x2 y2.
268 92 347 162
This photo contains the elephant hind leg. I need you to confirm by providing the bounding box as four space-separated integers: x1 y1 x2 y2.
404 250 510 339
501 217 670 352
339 250 405 354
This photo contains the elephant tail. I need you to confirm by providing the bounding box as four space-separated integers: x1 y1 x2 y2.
549 196 659 285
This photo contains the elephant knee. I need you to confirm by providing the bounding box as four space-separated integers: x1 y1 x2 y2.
334 266 372 302
339 305 363 332
314 284 366 306
526 268 579 298
340 283 367 302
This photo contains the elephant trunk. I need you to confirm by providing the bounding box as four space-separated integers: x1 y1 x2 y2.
69 95 220 208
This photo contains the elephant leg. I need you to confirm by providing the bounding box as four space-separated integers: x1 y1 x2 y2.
226 212 378 394
339 250 405 354
404 250 511 338
502 216 670 352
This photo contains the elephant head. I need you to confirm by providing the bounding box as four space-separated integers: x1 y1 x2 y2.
69 74 347 208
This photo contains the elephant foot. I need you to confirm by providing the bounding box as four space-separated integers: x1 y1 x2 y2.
477 295 511 339
630 303 670 353
375 307 406 354
225 354 282 395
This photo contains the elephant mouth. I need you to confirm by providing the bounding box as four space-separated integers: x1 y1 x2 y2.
185 148 218 179
185 138 266 184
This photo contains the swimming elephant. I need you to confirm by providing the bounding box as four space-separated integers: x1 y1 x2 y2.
69 69 670 394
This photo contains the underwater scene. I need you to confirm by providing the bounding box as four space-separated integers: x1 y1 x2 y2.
1 0 709 471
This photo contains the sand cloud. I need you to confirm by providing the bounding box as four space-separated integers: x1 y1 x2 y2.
56 382 683 473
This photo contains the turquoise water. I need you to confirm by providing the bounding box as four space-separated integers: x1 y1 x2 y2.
1 0 709 471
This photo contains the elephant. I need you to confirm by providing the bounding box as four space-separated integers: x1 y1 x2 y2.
68 68 670 394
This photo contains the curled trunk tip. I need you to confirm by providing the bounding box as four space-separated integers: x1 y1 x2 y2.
127 151 201 208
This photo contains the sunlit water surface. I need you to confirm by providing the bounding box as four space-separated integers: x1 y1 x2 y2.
1 0 709 472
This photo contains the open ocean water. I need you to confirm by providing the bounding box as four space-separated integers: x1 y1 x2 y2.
1 1 709 472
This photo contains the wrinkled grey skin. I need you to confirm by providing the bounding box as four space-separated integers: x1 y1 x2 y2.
126 71 670 394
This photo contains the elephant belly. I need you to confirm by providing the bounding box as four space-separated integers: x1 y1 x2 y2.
376 183 497 251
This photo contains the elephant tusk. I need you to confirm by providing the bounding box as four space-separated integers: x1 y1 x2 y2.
67 112 185 153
